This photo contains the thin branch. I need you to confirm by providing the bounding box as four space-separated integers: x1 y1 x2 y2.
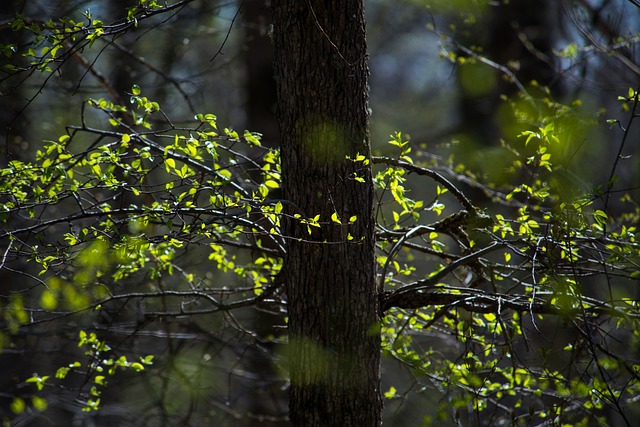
604 86 639 214
210 0 244 62
381 242 504 311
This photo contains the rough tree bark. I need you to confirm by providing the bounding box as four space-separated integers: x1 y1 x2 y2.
272 1 382 425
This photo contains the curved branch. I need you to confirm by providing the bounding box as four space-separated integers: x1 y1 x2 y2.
372 156 476 212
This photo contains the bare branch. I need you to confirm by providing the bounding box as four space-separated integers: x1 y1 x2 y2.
381 285 636 320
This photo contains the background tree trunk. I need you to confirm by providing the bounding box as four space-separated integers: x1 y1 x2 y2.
272 1 382 425
243 0 279 147
456 0 561 146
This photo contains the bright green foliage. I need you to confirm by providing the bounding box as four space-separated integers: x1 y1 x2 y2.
2 3 640 426
4 1 167 76
1 85 287 419
375 90 640 425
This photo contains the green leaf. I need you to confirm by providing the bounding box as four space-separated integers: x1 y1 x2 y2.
26 375 49 391
40 290 58 310
130 362 145 372
594 210 607 221
31 396 47 411
141 355 155 365
55 367 70 379
11 398 25 414
384 386 397 399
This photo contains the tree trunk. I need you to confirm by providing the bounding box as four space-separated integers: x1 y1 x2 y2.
272 1 382 426
457 0 561 146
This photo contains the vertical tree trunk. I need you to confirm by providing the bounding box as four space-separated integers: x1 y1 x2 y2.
272 1 382 426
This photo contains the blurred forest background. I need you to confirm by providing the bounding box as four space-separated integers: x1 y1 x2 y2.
1 0 639 425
